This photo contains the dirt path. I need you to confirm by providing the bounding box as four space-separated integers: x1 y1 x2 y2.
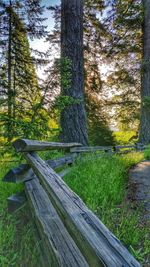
128 160 150 219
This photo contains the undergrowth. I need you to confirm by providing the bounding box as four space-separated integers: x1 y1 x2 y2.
113 131 137 144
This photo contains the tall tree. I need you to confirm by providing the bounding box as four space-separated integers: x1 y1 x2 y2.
0 4 48 141
0 0 47 141
60 0 88 145
139 0 150 143
46 1 115 145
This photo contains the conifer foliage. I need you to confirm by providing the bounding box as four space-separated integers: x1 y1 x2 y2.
0 0 48 141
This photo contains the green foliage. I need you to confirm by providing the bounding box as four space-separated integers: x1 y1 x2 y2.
52 57 82 112
144 145 150 159
38 150 64 161
143 96 150 108
105 0 142 132
64 152 149 263
57 57 72 91
88 121 114 145
113 131 137 145
55 95 82 111
0 9 50 142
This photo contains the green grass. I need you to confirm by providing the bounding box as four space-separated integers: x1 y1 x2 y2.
64 152 150 263
0 150 149 265
64 152 144 212
0 153 42 267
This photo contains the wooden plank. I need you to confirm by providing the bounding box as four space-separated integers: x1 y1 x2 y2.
13 139 82 152
25 178 88 267
24 152 141 267
135 143 145 151
3 163 33 183
3 154 77 183
70 146 113 153
7 192 26 213
114 145 135 150
27 211 50 267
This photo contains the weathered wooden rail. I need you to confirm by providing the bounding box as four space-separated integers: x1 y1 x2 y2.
3 139 143 267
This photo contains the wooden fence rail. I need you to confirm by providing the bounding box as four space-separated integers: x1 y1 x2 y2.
3 139 143 267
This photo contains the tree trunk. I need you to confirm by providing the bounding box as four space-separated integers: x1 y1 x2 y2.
60 0 88 145
139 0 150 144
7 0 13 141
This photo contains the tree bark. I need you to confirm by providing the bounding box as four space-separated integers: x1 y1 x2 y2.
7 0 13 141
139 0 150 144
60 0 88 145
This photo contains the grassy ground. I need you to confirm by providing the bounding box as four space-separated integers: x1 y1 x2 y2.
64 152 150 264
0 152 44 267
0 149 149 266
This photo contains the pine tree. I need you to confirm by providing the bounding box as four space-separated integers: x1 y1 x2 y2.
0 2 48 140
0 0 47 141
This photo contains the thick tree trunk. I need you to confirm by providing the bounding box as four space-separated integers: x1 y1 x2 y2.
60 0 88 145
139 0 150 144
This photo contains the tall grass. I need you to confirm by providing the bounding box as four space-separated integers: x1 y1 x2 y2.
64 152 150 263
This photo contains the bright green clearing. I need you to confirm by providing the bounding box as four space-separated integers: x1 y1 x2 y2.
0 150 149 266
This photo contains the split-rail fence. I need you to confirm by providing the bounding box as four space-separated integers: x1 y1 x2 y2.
3 139 144 267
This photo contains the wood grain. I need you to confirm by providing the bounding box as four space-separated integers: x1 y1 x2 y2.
70 146 113 153
13 139 82 152
24 152 141 267
25 178 88 267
